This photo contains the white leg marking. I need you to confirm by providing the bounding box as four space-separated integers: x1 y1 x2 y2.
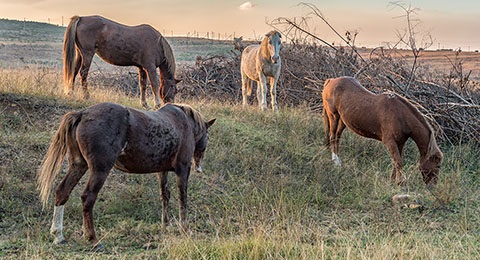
332 153 342 166
50 205 65 244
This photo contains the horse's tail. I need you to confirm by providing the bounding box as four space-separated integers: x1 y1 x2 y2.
322 79 330 147
159 35 176 78
323 105 330 147
63 15 80 95
38 111 82 209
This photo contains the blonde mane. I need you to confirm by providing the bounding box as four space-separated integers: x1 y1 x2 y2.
173 104 206 139
395 94 440 158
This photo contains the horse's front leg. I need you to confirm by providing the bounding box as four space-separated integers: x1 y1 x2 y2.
138 68 150 110
327 113 343 166
145 67 162 109
156 172 170 226
175 165 191 233
384 140 405 185
257 73 268 111
269 76 279 111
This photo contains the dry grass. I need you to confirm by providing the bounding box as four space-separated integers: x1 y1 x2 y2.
1 68 479 259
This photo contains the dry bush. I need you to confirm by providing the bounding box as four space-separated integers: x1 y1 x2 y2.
177 44 480 146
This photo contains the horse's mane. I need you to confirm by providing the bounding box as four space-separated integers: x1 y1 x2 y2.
261 31 280 46
172 104 206 138
266 30 279 38
394 94 439 157
158 35 176 79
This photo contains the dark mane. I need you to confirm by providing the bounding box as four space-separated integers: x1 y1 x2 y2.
158 35 176 79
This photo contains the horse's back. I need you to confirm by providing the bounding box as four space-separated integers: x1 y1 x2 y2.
323 77 371 112
323 77 415 140
323 77 385 139
75 15 160 66
323 76 371 97
114 104 193 173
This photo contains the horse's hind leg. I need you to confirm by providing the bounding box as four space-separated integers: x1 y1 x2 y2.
138 68 150 109
78 50 94 100
156 172 170 226
51 150 88 244
326 112 343 166
241 72 251 107
332 119 346 166
80 168 110 248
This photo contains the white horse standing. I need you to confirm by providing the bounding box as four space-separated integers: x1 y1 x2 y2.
240 31 282 111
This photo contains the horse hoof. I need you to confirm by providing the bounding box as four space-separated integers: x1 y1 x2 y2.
53 239 67 246
91 242 105 253
142 103 151 110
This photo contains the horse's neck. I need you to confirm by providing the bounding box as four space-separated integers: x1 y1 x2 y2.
159 63 174 80
409 115 436 159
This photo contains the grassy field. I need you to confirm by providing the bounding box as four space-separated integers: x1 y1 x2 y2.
0 19 479 259
1 67 479 259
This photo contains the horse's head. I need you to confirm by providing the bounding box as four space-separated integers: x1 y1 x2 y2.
420 150 443 186
234 36 244 51
162 78 181 103
193 118 216 173
265 31 282 64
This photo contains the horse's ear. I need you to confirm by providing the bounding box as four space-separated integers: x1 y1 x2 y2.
206 118 216 128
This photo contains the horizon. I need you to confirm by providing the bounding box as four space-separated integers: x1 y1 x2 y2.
0 1 479 51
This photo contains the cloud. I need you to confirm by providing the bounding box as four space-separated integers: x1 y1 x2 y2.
239 1 255 11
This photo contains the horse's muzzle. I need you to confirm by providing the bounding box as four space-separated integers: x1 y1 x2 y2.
272 55 280 64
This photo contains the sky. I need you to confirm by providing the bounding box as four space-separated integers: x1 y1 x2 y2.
0 0 479 50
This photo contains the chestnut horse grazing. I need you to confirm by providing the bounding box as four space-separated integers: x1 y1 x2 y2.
240 31 282 111
63 15 180 109
38 102 215 249
322 76 442 186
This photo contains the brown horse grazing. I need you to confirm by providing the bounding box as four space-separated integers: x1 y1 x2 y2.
63 15 180 109
240 31 282 111
322 76 443 186
37 102 215 249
